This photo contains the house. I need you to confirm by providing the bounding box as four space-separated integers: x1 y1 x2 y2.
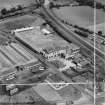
40 45 66 59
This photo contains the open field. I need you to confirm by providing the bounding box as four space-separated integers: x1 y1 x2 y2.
33 83 63 102
53 6 105 27
33 84 86 103
0 15 37 30
88 22 105 34
53 6 94 27
88 8 105 33
57 84 82 101
0 0 35 10
96 9 105 25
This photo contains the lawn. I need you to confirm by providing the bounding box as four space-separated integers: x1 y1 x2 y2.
88 9 105 33
53 6 105 26
53 6 94 27
0 0 35 10
57 85 82 101
33 84 63 101
1 15 37 30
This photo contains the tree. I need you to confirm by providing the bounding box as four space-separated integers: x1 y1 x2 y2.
49 2 54 9
1 8 8 15
10 7 16 13
17 5 22 10
98 31 103 35
96 2 103 9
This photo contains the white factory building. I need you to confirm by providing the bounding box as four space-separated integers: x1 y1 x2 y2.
40 43 80 60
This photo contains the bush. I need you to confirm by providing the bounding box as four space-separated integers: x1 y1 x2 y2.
1 8 8 15
17 5 23 10
74 30 88 37
10 7 17 13
98 31 103 35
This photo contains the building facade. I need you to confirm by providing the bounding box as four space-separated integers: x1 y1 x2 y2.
40 43 80 60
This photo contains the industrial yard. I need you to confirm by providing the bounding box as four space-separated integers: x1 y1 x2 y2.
0 0 104 105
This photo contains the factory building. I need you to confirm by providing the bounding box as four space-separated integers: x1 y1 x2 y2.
40 43 80 60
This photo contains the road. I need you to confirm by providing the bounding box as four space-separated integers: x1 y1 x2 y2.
41 6 105 62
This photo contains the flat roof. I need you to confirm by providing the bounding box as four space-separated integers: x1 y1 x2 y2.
15 26 70 52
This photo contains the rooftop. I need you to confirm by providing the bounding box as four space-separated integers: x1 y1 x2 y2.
15 26 69 52
42 43 79 54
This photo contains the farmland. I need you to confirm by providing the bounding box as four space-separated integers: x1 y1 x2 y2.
0 0 35 10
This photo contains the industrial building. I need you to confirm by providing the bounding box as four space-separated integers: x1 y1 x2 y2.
40 43 80 60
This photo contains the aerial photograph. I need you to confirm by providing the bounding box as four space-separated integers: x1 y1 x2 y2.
0 0 104 105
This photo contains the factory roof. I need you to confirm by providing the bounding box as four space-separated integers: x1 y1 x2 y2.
15 26 71 53
42 43 80 54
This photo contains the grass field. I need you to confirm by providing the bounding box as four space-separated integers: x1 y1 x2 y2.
33 84 63 102
53 6 105 28
0 0 35 10
88 9 105 33
57 85 82 101
0 15 37 30
53 6 94 27
95 0 105 4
